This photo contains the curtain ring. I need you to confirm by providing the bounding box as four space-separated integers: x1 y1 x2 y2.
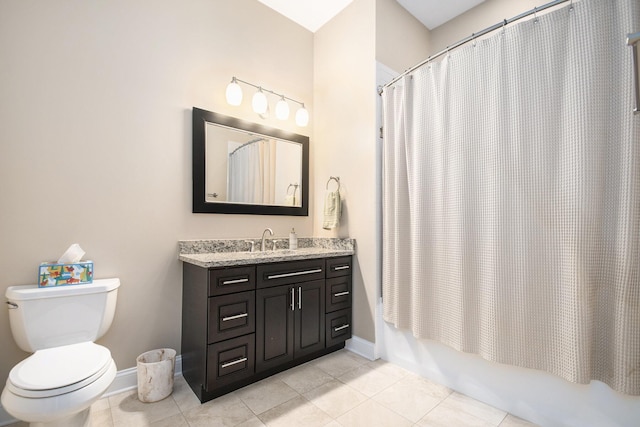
569 0 574 12
502 19 507 35
472 33 477 47
533 6 539 24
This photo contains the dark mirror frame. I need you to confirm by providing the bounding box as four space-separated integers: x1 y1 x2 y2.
192 107 309 215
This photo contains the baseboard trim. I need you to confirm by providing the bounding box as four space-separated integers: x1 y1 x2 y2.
345 336 377 361
0 355 183 426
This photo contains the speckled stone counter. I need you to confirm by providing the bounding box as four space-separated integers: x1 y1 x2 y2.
178 238 355 268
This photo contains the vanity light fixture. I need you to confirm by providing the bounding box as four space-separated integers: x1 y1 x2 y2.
225 77 243 106
225 76 309 126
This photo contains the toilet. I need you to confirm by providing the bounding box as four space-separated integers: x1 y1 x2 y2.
1 278 120 427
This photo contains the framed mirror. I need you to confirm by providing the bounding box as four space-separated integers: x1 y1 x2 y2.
192 107 309 215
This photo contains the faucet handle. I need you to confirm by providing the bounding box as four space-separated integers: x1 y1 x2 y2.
244 240 255 252
272 240 279 251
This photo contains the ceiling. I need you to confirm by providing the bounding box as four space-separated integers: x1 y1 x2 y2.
257 0 486 33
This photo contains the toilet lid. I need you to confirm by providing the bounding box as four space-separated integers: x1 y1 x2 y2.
8 342 112 398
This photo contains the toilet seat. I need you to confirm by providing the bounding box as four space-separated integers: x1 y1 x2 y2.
7 342 112 398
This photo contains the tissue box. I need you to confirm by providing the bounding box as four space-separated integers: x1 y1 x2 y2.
38 261 93 287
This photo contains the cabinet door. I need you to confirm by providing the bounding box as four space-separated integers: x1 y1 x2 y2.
256 285 295 372
294 280 325 358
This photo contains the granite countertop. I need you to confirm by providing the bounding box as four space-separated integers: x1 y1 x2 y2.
178 237 355 268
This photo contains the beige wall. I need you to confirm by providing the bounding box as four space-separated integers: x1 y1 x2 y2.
0 0 313 387
429 0 551 53
313 0 377 342
376 0 431 73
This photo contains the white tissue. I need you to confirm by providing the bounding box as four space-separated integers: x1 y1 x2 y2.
57 243 86 264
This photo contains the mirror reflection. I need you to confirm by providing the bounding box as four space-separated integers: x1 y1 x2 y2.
205 123 303 206
192 108 309 216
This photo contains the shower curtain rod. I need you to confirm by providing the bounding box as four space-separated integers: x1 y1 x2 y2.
382 0 573 90
229 137 266 156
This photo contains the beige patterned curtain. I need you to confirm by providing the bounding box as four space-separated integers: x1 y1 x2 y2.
382 0 640 395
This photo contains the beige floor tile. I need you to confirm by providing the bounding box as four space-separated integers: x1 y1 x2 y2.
336 399 413 427
439 392 507 425
93 396 112 412
183 392 255 427
171 375 202 412
311 349 368 377
235 378 299 415
302 379 368 419
109 390 181 427
91 406 114 427
500 414 540 426
277 363 335 394
338 364 400 397
149 413 189 427
258 395 333 427
236 416 267 427
365 359 411 381
372 376 446 422
415 403 497 427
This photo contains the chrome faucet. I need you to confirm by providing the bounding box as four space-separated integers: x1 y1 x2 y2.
260 228 274 251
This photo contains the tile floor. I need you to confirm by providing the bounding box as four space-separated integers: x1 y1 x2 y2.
6 350 539 427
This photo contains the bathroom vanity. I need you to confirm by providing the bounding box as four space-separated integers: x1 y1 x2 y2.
179 239 354 403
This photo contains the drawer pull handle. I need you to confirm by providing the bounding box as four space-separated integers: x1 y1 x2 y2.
221 357 248 369
222 313 248 322
334 265 350 271
298 287 302 310
222 278 249 285
290 288 295 311
334 291 350 297
334 324 350 332
267 269 322 280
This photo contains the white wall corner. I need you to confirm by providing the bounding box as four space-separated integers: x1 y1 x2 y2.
345 335 377 360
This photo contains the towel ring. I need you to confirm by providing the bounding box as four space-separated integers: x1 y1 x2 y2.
287 183 299 195
326 176 340 191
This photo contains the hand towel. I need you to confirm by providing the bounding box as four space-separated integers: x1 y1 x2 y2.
322 191 341 230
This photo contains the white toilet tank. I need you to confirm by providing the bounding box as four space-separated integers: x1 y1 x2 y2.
5 278 120 352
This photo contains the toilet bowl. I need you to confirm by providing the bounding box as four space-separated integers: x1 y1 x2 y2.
2 342 116 426
2 279 120 427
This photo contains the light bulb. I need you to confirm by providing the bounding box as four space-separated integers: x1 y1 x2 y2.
295 105 309 127
252 89 268 114
275 97 289 120
225 78 242 106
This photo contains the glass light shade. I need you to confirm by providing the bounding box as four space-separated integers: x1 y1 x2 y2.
225 81 243 106
252 90 268 114
295 105 309 127
275 98 290 120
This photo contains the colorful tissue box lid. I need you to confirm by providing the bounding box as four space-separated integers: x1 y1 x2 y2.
38 261 94 287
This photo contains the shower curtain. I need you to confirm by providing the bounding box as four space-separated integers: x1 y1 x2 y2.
382 0 640 395
228 139 276 204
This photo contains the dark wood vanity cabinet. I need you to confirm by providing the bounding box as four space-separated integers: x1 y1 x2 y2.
181 256 352 403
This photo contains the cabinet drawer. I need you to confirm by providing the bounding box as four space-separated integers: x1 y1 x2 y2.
208 291 255 343
326 308 351 347
257 259 325 288
326 256 352 278
326 276 351 313
209 266 256 296
207 334 255 391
